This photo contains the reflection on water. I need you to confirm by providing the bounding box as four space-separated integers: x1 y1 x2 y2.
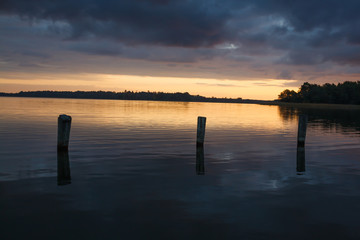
196 147 205 175
1 97 360 239
57 151 71 185
278 104 360 133
297 114 308 148
296 147 305 174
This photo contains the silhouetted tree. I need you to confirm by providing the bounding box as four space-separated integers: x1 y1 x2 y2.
278 89 299 102
278 81 360 104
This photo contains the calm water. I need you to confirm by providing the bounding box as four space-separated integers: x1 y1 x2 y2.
1 97 360 239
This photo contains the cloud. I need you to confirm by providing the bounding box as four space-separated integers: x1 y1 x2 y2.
1 1 359 50
1 0 360 85
196 82 238 87
277 70 293 80
0 0 232 47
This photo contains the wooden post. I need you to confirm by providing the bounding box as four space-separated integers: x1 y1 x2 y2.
57 114 72 151
196 146 205 175
196 116 206 147
57 151 71 185
296 147 305 173
297 114 308 147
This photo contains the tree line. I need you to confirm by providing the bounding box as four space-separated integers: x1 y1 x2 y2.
278 81 360 104
0 90 244 103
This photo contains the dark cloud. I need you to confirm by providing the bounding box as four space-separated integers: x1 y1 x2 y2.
1 0 360 81
324 46 360 65
278 50 324 66
264 0 360 33
251 0 360 65
17 63 44 68
21 50 51 59
277 70 293 80
1 0 360 49
68 41 123 56
0 0 232 47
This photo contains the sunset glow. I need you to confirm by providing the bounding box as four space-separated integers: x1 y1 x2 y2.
0 72 298 100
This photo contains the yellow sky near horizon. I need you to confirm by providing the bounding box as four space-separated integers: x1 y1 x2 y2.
0 73 298 100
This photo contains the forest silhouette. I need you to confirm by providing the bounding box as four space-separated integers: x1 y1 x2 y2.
278 81 360 104
0 90 245 103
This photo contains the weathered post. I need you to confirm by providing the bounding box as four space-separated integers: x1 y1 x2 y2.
297 114 308 147
196 146 205 175
57 114 72 151
196 116 206 147
296 147 305 173
57 151 71 185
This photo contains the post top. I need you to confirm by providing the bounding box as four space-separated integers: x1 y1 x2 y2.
58 114 72 121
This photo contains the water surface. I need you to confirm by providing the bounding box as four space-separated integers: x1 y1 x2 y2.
1 97 360 239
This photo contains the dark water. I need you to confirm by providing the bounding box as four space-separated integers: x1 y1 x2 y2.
1 97 360 239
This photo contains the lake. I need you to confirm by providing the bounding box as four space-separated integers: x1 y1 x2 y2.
1 97 360 239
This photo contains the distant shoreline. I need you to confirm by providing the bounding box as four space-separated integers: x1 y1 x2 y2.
0 90 273 105
0 95 274 105
2 91 360 109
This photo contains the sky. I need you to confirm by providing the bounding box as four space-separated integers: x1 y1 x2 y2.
1 0 360 100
